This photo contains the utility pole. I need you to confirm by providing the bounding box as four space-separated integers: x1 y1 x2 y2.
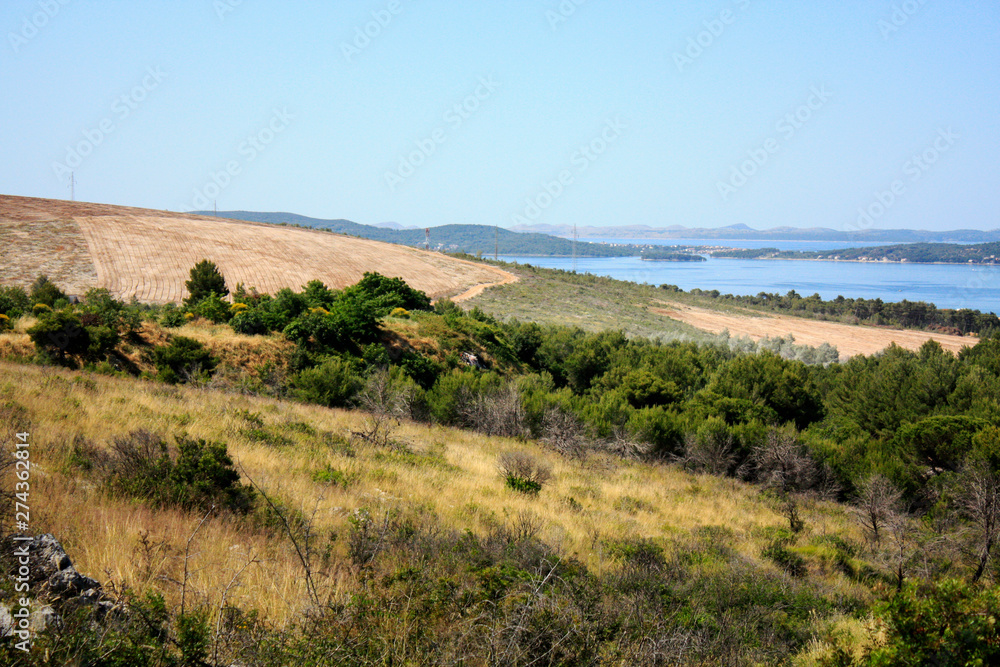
69 172 75 201
214 200 217 216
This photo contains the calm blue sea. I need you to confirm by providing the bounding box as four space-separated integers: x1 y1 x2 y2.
498 239 1000 314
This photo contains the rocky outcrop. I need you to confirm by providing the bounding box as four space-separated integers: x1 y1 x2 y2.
0 533 116 638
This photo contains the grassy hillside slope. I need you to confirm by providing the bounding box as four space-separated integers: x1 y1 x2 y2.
1 359 870 664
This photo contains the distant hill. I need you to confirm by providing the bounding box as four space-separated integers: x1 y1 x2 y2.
510 223 1000 243
370 221 417 230
198 211 644 257
711 242 1000 264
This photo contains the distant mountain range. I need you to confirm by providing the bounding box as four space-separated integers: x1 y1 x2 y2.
509 223 1000 244
196 211 645 257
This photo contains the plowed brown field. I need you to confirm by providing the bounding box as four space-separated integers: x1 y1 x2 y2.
650 301 975 358
0 195 514 303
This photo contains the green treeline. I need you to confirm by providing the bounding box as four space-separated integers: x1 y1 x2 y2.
659 284 1000 334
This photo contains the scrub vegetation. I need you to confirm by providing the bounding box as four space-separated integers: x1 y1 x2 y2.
2 262 999 665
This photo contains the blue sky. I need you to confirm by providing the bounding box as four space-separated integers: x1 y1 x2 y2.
2 1 998 231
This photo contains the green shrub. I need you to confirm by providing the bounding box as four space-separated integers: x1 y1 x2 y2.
27 310 90 364
85 325 121 362
170 435 255 513
102 429 254 514
497 451 551 494
626 405 683 456
0 285 29 318
505 475 542 494
311 465 354 489
159 303 187 328
344 271 432 316
230 308 269 335
193 292 232 323
29 274 67 307
150 336 217 384
850 579 1000 666
293 356 362 407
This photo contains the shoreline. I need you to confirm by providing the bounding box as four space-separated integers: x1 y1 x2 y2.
708 255 1000 267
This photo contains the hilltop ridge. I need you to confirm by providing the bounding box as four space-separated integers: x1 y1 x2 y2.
0 195 512 303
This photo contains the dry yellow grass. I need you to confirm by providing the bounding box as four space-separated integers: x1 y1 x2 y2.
2 359 864 629
0 195 515 303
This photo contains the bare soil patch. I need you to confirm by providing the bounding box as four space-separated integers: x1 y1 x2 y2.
650 302 975 358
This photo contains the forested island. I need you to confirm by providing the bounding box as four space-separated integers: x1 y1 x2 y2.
711 242 1000 264
640 250 706 262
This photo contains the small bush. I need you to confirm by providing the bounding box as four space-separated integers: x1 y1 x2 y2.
159 303 187 328
27 310 90 364
230 308 269 335
505 475 542 494
311 465 354 489
498 451 552 494
193 292 232 323
293 356 362 408
30 274 67 306
101 429 254 514
0 285 29 318
150 336 217 384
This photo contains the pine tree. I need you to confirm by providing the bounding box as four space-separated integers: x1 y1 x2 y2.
184 260 228 306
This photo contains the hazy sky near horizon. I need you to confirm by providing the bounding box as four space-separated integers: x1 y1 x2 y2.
2 1 998 232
